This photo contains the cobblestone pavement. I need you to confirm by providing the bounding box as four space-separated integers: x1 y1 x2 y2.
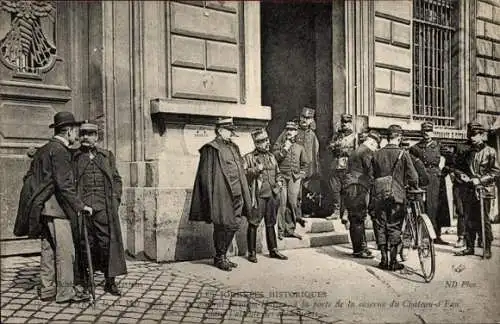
1 256 331 324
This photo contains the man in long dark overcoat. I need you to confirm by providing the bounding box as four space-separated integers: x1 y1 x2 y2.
16 111 93 303
189 117 252 271
73 122 127 295
409 122 450 245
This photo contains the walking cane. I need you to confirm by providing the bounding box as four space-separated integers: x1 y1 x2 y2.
477 185 486 260
82 211 96 306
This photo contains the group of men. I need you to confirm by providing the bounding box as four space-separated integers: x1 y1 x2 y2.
15 112 126 303
190 107 499 272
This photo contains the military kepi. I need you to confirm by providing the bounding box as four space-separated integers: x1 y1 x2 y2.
366 130 381 143
80 120 98 133
421 121 433 132
467 121 486 136
285 121 298 130
49 111 83 128
341 113 353 123
251 128 269 143
301 107 315 118
388 124 403 135
215 117 237 130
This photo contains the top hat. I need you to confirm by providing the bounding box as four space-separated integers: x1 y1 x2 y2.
421 121 434 132
285 121 298 130
79 121 98 133
215 117 237 130
387 124 403 135
341 113 353 123
49 111 83 128
301 107 315 118
366 130 381 143
251 128 269 142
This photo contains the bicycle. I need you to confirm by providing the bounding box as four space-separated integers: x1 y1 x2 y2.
400 188 436 282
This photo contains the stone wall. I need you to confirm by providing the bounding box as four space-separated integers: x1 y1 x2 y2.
476 0 500 126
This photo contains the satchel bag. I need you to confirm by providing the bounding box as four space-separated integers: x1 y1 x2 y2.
373 150 404 202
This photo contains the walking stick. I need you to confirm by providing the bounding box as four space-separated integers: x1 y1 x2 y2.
477 186 486 260
82 211 95 306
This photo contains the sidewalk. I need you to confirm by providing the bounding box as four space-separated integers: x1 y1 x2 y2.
0 256 331 324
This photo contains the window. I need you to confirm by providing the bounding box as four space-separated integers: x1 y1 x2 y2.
413 0 456 128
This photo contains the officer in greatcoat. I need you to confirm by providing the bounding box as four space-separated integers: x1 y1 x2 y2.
328 114 357 219
23 112 93 303
73 122 127 295
371 125 419 271
273 121 308 239
243 128 288 263
453 122 500 259
344 130 381 258
409 122 450 245
189 117 252 271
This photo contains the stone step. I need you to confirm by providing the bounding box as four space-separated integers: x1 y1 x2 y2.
304 218 336 233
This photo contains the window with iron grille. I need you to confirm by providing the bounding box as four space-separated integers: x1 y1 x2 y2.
413 0 456 128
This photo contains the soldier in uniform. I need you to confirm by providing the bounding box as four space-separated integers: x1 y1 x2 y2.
344 130 381 258
327 114 357 219
275 107 320 217
243 128 288 263
189 117 252 271
273 121 308 239
372 125 419 270
409 122 450 245
454 122 499 259
73 122 127 296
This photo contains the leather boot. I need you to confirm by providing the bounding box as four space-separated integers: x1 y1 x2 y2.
484 240 492 259
455 235 475 256
266 227 288 260
247 226 258 263
378 244 388 270
104 277 121 296
389 245 404 271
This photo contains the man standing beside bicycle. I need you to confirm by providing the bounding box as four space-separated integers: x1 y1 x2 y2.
409 122 451 245
453 122 500 259
371 125 419 271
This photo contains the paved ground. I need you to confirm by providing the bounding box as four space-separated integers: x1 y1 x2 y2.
0 256 329 323
2 226 500 323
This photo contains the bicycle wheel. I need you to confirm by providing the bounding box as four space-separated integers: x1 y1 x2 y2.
417 214 435 282
400 216 412 262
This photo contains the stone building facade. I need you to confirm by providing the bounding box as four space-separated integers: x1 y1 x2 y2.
1 1 499 260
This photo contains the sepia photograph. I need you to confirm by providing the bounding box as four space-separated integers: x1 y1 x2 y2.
0 0 499 323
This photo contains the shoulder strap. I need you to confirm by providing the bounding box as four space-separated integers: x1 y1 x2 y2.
391 150 404 176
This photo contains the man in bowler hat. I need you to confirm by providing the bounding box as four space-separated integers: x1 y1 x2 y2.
189 117 252 271
243 128 288 263
73 121 127 295
27 112 93 303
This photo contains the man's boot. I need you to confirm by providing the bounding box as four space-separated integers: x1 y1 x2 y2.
389 245 404 271
247 226 258 263
378 244 388 269
455 235 474 256
224 230 238 268
266 227 288 260
214 229 231 271
104 277 121 296
484 240 492 259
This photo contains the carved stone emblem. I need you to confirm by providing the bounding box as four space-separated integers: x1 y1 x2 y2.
0 0 57 74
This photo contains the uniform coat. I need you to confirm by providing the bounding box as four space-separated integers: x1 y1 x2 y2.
189 137 252 228
73 147 127 278
410 140 450 228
